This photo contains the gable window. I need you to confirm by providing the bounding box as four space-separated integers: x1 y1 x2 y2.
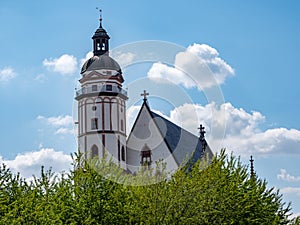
91 118 98 130
91 145 98 158
106 85 112 91
92 85 97 92
141 144 151 167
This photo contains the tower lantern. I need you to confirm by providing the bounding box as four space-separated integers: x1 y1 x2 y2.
92 9 110 56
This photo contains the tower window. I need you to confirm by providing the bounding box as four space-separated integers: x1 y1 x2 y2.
121 119 124 131
91 118 98 130
97 42 101 51
91 145 98 158
121 146 125 161
92 106 97 111
106 85 112 91
141 144 151 166
92 85 97 92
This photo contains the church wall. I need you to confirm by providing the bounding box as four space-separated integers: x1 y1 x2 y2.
111 99 118 131
103 100 110 130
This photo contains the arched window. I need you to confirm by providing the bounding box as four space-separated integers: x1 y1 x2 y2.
121 146 125 161
91 145 98 158
141 144 151 167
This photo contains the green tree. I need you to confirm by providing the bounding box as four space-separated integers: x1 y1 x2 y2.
0 150 296 224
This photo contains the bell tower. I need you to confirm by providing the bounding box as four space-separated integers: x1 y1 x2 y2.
75 12 127 169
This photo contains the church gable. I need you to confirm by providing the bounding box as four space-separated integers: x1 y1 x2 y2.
126 102 178 173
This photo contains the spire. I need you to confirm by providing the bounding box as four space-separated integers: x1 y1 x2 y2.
198 124 207 154
250 155 255 179
92 8 110 56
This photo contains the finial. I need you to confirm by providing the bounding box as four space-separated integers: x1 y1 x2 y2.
198 124 206 139
141 90 149 101
250 155 255 179
96 7 103 27
198 124 207 154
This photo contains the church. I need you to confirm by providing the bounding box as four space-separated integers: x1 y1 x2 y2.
75 14 213 174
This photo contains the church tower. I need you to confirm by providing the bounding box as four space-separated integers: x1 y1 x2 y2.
75 13 127 169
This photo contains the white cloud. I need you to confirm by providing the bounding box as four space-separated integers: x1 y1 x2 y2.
34 73 47 82
281 187 300 196
127 102 300 156
292 212 300 219
126 105 141 134
0 148 72 179
55 127 74 135
37 115 74 137
0 67 16 82
37 115 73 127
110 51 135 67
43 54 78 75
278 169 300 182
80 51 93 68
147 43 234 90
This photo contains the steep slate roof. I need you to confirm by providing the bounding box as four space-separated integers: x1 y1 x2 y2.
150 110 213 165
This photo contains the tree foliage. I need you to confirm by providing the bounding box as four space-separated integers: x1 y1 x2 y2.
0 150 298 224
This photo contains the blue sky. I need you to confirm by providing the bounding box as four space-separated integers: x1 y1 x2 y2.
1 0 300 217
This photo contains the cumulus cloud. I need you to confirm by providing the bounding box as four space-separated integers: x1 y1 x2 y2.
43 54 78 75
281 187 300 196
147 43 234 90
278 169 300 182
127 102 300 156
126 105 140 134
37 115 74 136
168 103 300 156
34 73 47 82
37 115 73 127
80 51 94 68
0 67 16 82
55 127 74 135
110 51 135 67
0 148 72 179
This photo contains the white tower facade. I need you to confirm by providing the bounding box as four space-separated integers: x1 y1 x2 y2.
75 16 127 169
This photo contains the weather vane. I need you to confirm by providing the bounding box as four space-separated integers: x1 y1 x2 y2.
96 7 103 25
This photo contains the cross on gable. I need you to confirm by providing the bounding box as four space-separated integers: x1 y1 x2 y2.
198 124 206 138
141 90 149 100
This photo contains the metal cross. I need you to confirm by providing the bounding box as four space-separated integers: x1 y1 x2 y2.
141 90 149 100
198 124 206 138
